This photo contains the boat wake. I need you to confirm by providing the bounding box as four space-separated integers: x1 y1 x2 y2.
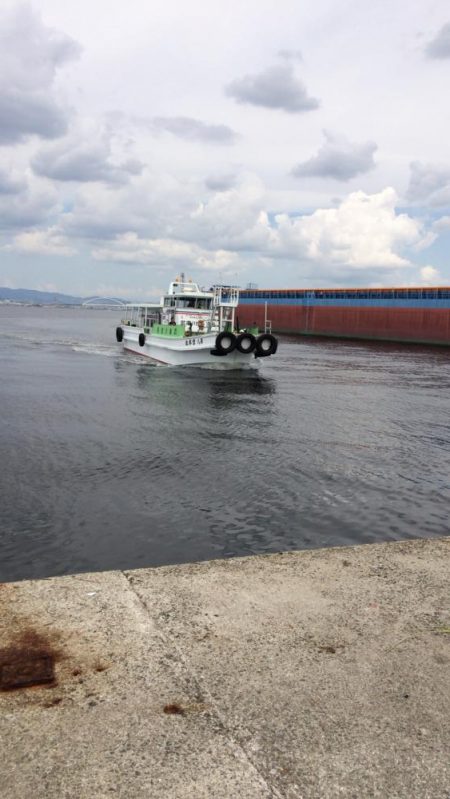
71 343 119 358
194 360 259 370
1 329 123 359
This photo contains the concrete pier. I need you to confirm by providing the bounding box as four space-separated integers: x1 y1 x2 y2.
1 537 449 798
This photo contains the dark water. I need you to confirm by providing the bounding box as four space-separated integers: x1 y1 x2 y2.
0 305 449 582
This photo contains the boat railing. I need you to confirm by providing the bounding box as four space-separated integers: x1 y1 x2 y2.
212 285 239 308
168 280 202 295
264 301 272 333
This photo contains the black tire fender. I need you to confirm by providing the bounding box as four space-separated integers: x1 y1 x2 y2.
236 332 256 354
215 331 236 354
210 348 227 356
116 326 123 343
138 333 146 347
255 333 278 357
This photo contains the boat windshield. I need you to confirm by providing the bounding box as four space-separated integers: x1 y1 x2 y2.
163 296 212 309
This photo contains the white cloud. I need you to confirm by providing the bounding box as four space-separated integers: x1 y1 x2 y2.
9 226 76 256
93 234 199 264
187 175 274 251
420 265 440 284
433 215 450 233
91 232 238 273
91 181 429 278
63 171 197 240
0 166 26 195
177 182 425 272
1 2 449 292
84 181 432 281
273 188 423 268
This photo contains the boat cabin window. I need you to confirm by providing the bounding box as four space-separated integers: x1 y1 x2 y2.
180 298 196 308
163 296 212 309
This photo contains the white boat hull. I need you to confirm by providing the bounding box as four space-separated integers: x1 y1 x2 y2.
122 328 258 367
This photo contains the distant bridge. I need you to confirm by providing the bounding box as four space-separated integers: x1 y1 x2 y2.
82 297 126 307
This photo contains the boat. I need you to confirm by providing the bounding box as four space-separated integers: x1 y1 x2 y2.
237 286 450 346
115 276 278 366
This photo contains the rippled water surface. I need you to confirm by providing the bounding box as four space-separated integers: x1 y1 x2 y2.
1 305 449 582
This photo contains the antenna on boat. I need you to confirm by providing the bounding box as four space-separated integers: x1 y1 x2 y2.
180 271 185 284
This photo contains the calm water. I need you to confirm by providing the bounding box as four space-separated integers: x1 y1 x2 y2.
1 305 449 582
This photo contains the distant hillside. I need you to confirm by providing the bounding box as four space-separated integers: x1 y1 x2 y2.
0 287 84 305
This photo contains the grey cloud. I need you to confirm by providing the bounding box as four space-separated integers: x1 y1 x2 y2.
0 167 26 195
151 116 237 144
277 50 303 62
63 213 136 241
64 204 173 242
205 173 237 191
62 179 192 241
0 5 81 144
0 5 82 88
429 187 450 206
292 132 377 180
123 158 144 175
425 22 450 58
0 187 57 231
0 149 58 231
32 140 144 185
225 64 319 113
406 161 450 205
0 91 68 144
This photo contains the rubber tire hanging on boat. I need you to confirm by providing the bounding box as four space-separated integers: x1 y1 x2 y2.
215 331 236 354
210 348 227 356
116 326 123 343
138 333 146 347
236 332 256 354
255 333 278 357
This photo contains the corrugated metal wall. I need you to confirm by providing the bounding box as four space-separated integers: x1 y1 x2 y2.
237 304 450 345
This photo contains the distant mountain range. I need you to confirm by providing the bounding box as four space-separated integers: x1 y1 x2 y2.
0 287 124 305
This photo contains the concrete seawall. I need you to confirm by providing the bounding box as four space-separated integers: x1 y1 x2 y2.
1 537 449 798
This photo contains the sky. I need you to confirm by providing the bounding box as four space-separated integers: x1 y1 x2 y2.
1 0 450 299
